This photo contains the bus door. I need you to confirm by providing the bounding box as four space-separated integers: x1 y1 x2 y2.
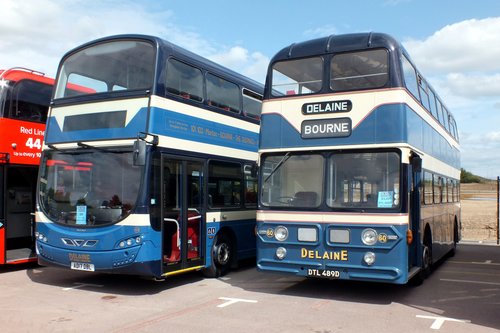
409 154 422 270
161 156 204 274
0 165 37 264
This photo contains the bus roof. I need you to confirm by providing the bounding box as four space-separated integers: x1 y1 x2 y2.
270 32 402 62
0 67 54 85
58 34 263 94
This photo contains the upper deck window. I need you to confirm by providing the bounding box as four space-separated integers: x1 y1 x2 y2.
54 40 155 99
206 73 240 113
166 58 203 102
418 77 431 111
271 57 323 97
330 49 388 91
402 56 419 99
242 88 262 120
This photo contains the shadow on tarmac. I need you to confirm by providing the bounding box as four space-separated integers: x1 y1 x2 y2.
224 243 500 331
25 264 205 296
22 243 500 330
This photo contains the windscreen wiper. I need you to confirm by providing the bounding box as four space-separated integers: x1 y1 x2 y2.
264 152 291 183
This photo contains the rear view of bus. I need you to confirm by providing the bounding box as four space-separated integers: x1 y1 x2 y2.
35 35 262 278
256 33 460 284
0 68 53 265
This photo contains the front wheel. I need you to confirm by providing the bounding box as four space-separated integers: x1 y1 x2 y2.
409 238 432 286
202 233 233 278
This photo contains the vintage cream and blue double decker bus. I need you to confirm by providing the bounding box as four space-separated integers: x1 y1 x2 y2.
256 33 460 284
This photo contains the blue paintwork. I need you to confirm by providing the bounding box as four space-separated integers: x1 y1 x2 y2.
45 104 259 154
36 217 162 276
45 107 149 144
257 221 409 284
148 107 259 152
260 103 459 169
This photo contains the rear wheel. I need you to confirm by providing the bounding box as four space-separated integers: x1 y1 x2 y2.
409 230 432 286
421 243 432 277
449 220 459 257
202 232 233 278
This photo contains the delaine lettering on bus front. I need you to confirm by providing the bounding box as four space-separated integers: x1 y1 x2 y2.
302 100 352 115
69 253 91 263
300 248 348 261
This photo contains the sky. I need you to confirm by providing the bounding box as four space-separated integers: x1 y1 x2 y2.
1 0 500 178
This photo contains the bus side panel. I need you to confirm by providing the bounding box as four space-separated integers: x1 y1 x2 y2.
221 218 256 260
257 221 410 284
206 211 256 266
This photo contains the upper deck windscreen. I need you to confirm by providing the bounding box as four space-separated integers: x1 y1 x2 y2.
54 40 155 99
0 79 52 123
271 49 388 97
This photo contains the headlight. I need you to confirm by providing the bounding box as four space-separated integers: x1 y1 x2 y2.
364 252 376 265
36 232 47 243
276 247 287 260
118 236 143 248
274 226 289 241
361 228 378 246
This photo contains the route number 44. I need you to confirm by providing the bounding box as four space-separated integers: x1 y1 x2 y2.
26 137 42 149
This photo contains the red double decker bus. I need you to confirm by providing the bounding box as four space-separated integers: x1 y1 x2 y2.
0 67 54 264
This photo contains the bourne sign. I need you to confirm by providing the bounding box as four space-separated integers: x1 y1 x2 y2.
301 118 352 139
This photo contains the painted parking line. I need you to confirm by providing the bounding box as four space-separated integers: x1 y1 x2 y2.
217 297 258 308
416 315 470 330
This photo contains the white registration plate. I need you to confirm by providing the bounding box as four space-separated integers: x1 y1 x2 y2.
70 262 95 271
307 268 340 279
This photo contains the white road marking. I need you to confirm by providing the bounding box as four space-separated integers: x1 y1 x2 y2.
416 315 470 330
217 297 258 308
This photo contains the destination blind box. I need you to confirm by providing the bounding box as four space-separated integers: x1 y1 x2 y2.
301 118 352 139
302 100 352 115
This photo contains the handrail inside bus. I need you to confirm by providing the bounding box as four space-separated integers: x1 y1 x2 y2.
164 218 180 247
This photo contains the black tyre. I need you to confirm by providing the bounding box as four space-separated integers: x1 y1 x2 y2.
449 221 459 257
202 232 233 278
409 232 432 286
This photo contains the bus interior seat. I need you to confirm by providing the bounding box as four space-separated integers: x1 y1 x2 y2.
293 191 318 207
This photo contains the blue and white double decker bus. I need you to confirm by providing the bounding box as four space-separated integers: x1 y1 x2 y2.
256 33 460 284
35 35 263 278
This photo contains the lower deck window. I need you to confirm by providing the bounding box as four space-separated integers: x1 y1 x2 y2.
327 152 400 209
260 151 401 210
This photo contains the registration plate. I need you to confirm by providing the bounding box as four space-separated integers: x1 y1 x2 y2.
307 268 340 279
71 262 95 272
